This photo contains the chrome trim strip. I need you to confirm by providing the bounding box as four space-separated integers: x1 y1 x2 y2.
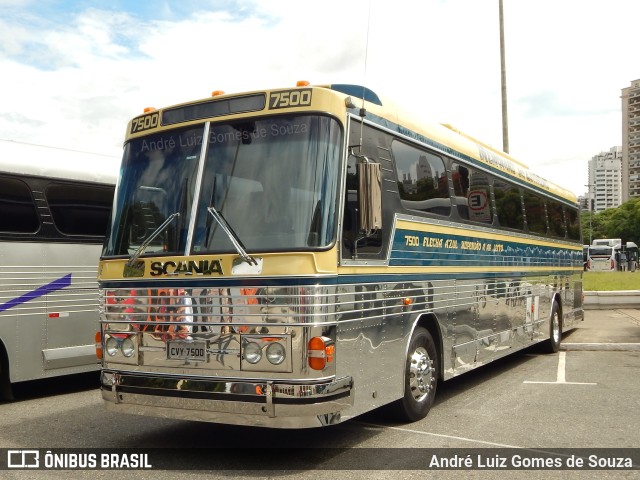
101 370 352 402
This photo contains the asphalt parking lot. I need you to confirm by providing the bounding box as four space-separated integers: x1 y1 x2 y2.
1 309 639 479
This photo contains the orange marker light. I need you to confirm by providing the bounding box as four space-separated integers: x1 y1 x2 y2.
95 331 103 360
211 90 225 96
403 297 413 306
296 80 310 87
143 107 156 113
308 336 335 370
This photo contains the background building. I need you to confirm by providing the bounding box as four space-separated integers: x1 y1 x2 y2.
587 146 622 213
622 79 640 201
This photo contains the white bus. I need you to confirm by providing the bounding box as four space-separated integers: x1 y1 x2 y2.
586 245 616 271
0 140 116 399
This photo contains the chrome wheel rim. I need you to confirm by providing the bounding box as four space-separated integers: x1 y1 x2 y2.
552 312 560 344
409 346 434 402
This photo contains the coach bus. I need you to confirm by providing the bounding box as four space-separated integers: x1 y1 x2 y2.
0 140 116 400
97 82 583 427
585 245 616 271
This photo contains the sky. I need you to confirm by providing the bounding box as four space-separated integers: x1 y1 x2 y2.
0 0 638 198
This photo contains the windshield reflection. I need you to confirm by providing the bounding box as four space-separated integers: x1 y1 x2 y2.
103 115 341 258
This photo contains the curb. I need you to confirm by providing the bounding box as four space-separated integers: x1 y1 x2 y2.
584 291 640 310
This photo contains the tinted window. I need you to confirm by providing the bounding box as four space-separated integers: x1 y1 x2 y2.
494 180 523 230
547 200 566 238
47 183 113 236
0 176 39 233
452 163 492 224
392 141 450 215
523 191 547 234
566 207 581 241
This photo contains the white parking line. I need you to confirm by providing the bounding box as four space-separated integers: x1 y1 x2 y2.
523 352 597 385
357 422 523 448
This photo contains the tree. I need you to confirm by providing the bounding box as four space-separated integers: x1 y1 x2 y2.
581 198 640 245
606 198 640 242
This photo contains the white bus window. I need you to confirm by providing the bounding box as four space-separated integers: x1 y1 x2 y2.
0 176 39 233
47 183 113 237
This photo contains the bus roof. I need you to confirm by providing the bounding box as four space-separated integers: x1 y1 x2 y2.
0 139 118 185
124 82 578 204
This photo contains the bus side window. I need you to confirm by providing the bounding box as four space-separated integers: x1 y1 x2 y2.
452 163 492 224
547 199 567 238
0 176 40 234
46 182 113 237
493 179 524 230
392 140 450 216
523 190 547 235
565 207 581 241
342 153 382 258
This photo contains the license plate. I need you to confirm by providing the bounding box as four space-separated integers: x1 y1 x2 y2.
166 340 208 362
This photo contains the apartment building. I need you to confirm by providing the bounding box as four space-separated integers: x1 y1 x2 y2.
587 146 622 213
622 79 640 201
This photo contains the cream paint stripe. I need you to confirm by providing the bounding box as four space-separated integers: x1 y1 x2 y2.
338 265 583 275
395 219 582 250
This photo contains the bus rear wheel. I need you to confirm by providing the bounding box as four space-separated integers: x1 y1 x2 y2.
541 302 562 354
392 327 438 422
0 350 14 402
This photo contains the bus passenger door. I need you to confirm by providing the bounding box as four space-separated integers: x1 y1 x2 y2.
42 243 99 371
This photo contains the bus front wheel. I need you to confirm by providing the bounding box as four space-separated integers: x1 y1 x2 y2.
393 327 438 422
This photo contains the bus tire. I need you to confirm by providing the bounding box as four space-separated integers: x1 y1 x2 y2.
542 302 562 354
0 346 14 402
392 327 438 422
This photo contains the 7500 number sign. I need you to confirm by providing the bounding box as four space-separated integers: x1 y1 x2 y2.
130 111 160 134
269 89 312 109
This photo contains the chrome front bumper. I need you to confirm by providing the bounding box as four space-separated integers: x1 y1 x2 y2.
101 370 353 428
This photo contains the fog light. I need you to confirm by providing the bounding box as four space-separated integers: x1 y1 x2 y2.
266 342 286 365
244 342 262 364
105 337 119 357
121 337 135 357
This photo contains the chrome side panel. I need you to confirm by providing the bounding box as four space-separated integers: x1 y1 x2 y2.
99 269 582 425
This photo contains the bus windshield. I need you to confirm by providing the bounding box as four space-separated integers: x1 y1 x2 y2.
103 114 341 257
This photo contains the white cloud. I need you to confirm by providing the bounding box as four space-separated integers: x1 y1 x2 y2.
0 0 638 197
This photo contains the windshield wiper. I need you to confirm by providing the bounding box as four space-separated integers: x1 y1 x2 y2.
207 206 257 266
127 212 180 266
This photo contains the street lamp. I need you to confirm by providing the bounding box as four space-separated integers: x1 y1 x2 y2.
585 184 595 244
499 0 509 154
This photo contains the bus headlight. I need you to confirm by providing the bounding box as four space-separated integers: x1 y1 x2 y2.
266 342 286 365
244 342 262 364
105 337 119 357
121 337 135 357
240 335 292 372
